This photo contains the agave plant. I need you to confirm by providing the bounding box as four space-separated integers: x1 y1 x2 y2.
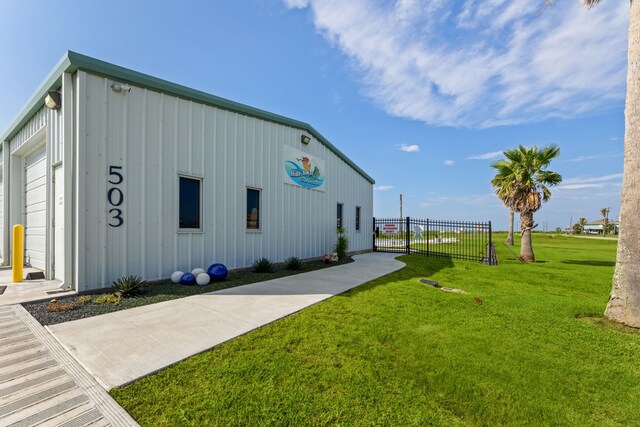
252 257 274 273
111 275 146 297
284 257 302 270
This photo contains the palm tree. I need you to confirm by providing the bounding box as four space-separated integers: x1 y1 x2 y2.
506 209 515 245
600 207 610 236
546 0 639 326
491 145 562 262
578 217 588 234
493 176 516 245
578 0 639 326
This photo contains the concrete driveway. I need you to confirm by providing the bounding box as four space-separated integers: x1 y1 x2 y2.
48 252 404 390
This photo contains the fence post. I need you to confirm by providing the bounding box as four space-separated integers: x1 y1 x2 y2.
426 218 430 257
372 217 376 252
488 220 492 254
406 216 410 254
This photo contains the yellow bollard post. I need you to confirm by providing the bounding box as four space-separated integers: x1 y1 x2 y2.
12 224 24 283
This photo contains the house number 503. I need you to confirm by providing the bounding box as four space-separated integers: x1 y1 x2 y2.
108 165 124 227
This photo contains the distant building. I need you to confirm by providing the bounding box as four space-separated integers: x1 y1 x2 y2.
583 219 619 235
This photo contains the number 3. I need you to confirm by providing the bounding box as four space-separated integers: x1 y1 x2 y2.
109 208 123 227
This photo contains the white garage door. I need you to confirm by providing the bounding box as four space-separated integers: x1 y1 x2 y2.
24 146 47 270
0 168 3 259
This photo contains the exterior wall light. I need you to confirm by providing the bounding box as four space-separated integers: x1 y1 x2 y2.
301 135 311 145
45 91 61 110
111 82 131 93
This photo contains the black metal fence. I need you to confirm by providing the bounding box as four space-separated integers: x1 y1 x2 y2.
373 217 497 265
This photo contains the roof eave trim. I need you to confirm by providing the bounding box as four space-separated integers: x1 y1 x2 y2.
1 51 375 184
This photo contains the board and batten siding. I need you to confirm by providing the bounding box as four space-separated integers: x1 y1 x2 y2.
77 71 372 290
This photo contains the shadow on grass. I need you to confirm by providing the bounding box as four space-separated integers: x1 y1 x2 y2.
344 254 455 298
562 260 616 267
576 314 640 336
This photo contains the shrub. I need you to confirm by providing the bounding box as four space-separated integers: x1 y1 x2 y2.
253 257 274 273
334 227 349 261
46 299 78 313
111 275 146 297
76 295 92 304
285 257 302 270
93 294 121 305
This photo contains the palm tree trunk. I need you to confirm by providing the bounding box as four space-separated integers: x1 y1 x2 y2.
506 210 514 245
519 212 535 262
605 0 640 327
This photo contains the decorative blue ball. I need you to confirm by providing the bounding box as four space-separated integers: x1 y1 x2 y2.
180 272 196 286
207 263 228 282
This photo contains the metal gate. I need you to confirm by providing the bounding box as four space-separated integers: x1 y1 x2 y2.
373 217 497 265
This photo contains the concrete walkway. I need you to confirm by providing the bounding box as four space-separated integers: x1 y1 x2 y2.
49 252 404 390
0 267 74 307
0 305 138 426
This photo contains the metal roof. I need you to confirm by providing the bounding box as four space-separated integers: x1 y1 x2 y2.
1 51 374 184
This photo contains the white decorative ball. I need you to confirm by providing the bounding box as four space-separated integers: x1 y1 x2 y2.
171 271 184 284
196 273 211 286
192 268 206 276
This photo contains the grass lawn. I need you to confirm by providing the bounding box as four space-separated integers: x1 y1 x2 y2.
112 234 640 426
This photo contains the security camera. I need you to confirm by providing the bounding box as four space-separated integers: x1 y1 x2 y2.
110 82 131 93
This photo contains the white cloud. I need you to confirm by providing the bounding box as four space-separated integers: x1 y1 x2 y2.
398 144 420 153
561 173 623 185
374 185 395 191
444 159 455 166
568 155 600 162
558 183 606 190
283 0 309 9
556 173 623 190
283 0 628 127
467 151 503 160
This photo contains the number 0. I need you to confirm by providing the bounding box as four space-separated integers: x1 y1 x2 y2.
108 188 123 206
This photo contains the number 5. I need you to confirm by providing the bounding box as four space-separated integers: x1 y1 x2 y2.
108 166 123 185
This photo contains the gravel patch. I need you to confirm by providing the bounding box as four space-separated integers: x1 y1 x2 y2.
23 258 353 326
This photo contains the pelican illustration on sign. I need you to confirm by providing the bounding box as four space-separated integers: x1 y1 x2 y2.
283 145 326 191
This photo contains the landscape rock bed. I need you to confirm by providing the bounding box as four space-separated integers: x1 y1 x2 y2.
24 258 354 326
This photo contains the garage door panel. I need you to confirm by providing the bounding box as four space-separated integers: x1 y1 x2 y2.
25 188 46 206
25 177 46 193
25 146 47 271
24 159 47 184
25 203 46 217
25 211 46 227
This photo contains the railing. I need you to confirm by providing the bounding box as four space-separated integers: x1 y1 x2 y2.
373 217 497 265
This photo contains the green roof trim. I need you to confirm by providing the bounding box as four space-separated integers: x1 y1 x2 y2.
1 51 374 184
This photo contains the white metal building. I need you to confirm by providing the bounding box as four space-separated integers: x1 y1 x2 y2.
0 51 374 291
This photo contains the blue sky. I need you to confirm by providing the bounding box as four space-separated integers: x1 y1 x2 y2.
0 1 629 230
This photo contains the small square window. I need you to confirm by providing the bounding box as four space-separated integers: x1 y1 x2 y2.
355 206 361 231
179 176 201 229
247 188 261 230
337 203 343 229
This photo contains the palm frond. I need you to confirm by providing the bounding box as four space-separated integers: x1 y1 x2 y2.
489 143 562 214
581 0 603 9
